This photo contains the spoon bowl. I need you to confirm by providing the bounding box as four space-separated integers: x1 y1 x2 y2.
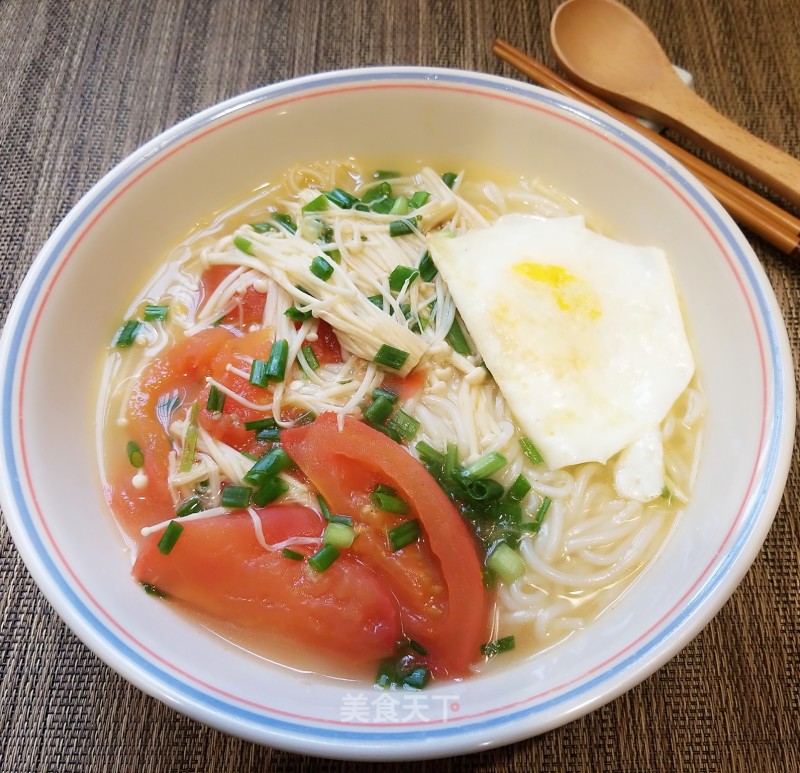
551 0 800 209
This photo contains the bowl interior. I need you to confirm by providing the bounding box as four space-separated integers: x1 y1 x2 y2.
0 68 793 759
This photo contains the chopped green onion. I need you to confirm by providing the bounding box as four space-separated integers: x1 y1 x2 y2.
157 521 184 555
300 344 319 371
415 440 444 466
408 639 428 655
444 442 461 481
388 519 421 551
126 440 144 469
519 436 544 465
370 196 396 214
272 212 297 233
373 484 398 496
390 196 409 215
409 190 431 209
363 395 394 425
324 188 359 209
244 416 279 432
264 339 289 382
234 235 254 255
661 485 672 500
446 318 471 355
463 478 505 502
249 359 269 388
324 247 341 263
176 496 201 518
481 635 516 658
205 384 226 413
282 548 304 561
441 171 458 188
370 491 410 515
362 181 392 203
243 447 294 486
373 344 409 370
371 422 401 442
389 218 418 237
385 409 420 442
418 250 437 281
317 494 333 521
388 265 419 292
372 387 398 404
508 474 532 502
141 583 166 598
143 304 169 321
323 521 355 548
284 306 312 322
401 667 429 689
487 542 525 583
250 221 275 234
461 451 507 481
301 194 328 213
251 477 289 507
179 403 199 473
308 544 340 572
373 169 401 180
221 485 252 509
114 320 141 348
310 255 334 281
293 410 316 425
367 294 385 308
530 496 552 532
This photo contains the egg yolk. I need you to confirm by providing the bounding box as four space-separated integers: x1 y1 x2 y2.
513 262 602 320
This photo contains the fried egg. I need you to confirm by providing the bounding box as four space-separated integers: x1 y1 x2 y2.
427 214 695 495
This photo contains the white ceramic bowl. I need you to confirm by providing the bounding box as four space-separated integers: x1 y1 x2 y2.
0 67 794 760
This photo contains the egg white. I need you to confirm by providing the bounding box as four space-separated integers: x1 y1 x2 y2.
427 214 695 477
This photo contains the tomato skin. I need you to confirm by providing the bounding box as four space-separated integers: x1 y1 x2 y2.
200 266 266 331
132 505 401 664
307 320 342 366
281 413 489 678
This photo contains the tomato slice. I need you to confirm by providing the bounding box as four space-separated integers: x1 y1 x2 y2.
132 505 401 665
281 413 489 677
200 266 266 331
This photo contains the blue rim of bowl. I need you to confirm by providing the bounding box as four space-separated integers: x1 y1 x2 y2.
0 67 792 755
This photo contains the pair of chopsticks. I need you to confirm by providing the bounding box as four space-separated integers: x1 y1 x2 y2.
492 38 800 259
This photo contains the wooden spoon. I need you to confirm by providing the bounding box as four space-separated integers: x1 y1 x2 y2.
550 0 800 210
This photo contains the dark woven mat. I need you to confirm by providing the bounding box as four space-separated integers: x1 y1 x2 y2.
1 1 798 771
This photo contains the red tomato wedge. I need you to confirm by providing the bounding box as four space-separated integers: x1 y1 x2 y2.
281 413 489 677
200 265 266 331
133 505 401 665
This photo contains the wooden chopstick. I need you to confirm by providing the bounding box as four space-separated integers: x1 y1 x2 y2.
492 38 800 259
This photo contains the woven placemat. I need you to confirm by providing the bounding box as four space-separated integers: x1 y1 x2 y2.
1 1 798 771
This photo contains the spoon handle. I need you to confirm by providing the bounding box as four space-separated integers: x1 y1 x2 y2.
659 83 800 210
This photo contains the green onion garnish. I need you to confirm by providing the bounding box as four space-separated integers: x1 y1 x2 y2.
329 514 353 527
143 304 169 321
324 247 341 263
251 477 289 507
244 416 280 436
363 181 392 203
373 344 409 371
234 235 254 255
301 194 329 213
390 196 409 215
389 218 418 237
388 265 419 292
388 519 421 551
243 447 294 486
157 521 184 555
308 544 340 573
446 318 471 356
481 635 516 658
372 387 399 404
519 437 544 465
508 474 532 502
205 385 226 413
250 221 276 234
264 339 289 382
324 188 359 209
284 306 312 322
444 442 461 481
310 255 334 281
272 212 297 233
370 490 410 514
409 191 431 209
461 451 507 481
401 666 429 689
301 344 319 371
367 294 385 309
414 441 443 467
370 197 396 214
141 583 166 598
363 395 395 425
441 171 458 188
114 320 141 348
126 440 144 469
486 542 525 583
463 478 505 502
530 496 552 532
282 548 304 561
221 485 252 509
175 496 202 518
179 403 199 473
418 250 437 281
323 521 355 549
373 169 401 180
249 359 269 388
385 409 420 442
